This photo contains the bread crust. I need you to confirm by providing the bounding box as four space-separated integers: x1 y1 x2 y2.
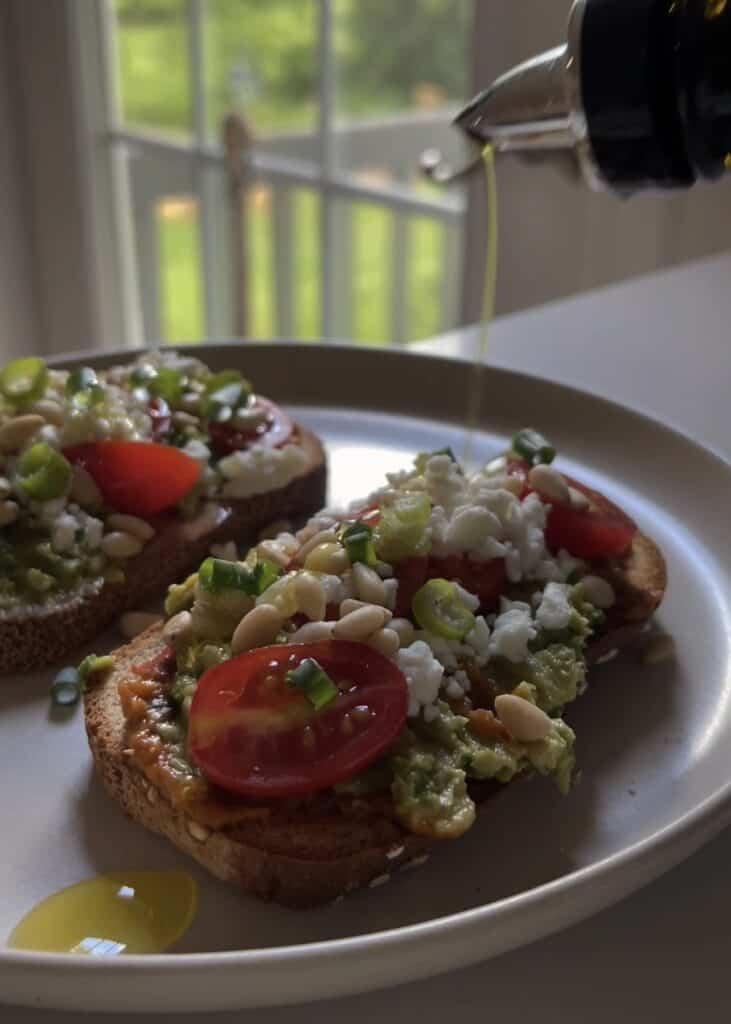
84 521 667 908
0 427 326 675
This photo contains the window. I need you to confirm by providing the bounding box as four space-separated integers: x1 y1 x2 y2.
98 0 473 347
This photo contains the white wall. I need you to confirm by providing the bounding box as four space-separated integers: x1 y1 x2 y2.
0 6 39 359
463 0 731 321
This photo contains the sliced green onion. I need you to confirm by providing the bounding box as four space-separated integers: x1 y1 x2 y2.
286 658 338 710
412 578 476 641
201 371 251 421
66 367 104 408
375 493 432 562
340 522 377 566
50 666 83 707
150 366 184 404
198 557 282 596
511 428 556 467
0 357 47 405
77 653 115 683
16 443 72 500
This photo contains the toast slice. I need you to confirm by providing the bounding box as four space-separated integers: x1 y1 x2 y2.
85 521 666 909
1 428 325 675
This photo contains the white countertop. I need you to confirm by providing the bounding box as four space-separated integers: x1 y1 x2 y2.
6 250 731 1023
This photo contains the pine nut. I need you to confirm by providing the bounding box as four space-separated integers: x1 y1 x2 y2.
495 693 553 743
163 610 193 648
642 635 675 665
29 399 65 426
106 513 155 542
171 410 199 427
179 392 201 413
0 499 19 527
365 628 400 658
291 620 335 643
527 465 570 503
340 598 392 621
304 542 348 575
101 531 143 560
295 528 337 563
390 617 415 647
257 539 290 568
0 476 9 499
295 572 327 621
352 562 387 606
187 820 210 842
568 486 590 510
333 604 386 640
69 464 103 507
231 603 284 655
499 475 524 497
580 574 615 609
119 611 159 639
0 414 45 453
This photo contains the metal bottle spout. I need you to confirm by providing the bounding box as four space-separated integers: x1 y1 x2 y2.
454 45 578 153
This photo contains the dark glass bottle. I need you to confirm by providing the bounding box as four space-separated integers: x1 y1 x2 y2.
455 0 731 193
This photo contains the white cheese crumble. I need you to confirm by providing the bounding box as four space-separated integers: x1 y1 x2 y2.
218 443 307 499
395 641 444 718
536 582 573 631
488 598 537 663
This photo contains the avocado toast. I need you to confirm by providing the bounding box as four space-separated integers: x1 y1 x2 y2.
85 432 666 907
0 351 326 674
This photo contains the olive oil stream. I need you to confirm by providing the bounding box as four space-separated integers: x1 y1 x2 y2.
463 145 498 470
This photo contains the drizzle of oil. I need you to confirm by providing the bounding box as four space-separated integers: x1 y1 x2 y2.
9 871 197 956
463 144 498 470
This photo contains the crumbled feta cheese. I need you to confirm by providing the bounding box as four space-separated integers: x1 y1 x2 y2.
488 599 537 663
444 669 471 699
52 513 78 553
183 439 211 463
218 444 307 499
319 573 347 606
536 582 573 631
452 581 480 612
465 615 491 665
396 641 444 717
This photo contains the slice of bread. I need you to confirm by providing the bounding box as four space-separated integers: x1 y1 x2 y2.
1 427 326 675
84 524 666 909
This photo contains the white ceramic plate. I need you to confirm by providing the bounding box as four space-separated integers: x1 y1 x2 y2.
2 343 730 1013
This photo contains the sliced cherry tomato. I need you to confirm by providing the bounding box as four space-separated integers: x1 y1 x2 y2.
350 503 381 528
188 640 408 798
393 556 429 617
207 398 293 456
507 458 637 560
65 441 200 517
544 479 637 560
428 554 507 612
148 397 171 442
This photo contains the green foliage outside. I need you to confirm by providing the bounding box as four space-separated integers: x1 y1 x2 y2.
116 0 469 343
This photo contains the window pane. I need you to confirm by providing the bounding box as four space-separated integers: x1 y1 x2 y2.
204 0 318 151
333 0 472 186
407 217 444 341
157 197 204 342
247 186 275 339
351 204 391 346
114 0 192 138
293 190 321 340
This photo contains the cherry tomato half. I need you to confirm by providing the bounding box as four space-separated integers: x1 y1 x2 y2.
65 441 201 517
188 640 408 798
506 458 637 560
207 398 293 456
544 476 636 560
428 555 507 612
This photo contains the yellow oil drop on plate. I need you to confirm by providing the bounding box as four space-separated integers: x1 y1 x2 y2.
9 871 197 956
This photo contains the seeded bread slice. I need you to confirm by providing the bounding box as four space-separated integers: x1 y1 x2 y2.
84 521 667 909
0 427 326 676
